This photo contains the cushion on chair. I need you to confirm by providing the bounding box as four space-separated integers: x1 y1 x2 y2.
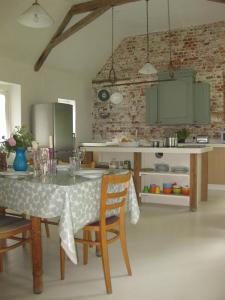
0 215 31 234
87 215 119 227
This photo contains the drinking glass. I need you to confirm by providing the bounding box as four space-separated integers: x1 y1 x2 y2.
48 159 57 176
69 156 80 176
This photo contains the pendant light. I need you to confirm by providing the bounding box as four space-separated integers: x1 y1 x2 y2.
167 0 175 78
18 0 54 29
109 7 123 105
139 0 157 75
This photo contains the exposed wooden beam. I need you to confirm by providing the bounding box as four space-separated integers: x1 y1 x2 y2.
71 0 141 14
34 6 110 71
34 8 74 71
50 6 110 49
34 0 141 71
208 0 225 3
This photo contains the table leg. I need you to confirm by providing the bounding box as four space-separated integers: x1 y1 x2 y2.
133 152 142 206
31 216 43 294
190 154 197 211
201 152 208 201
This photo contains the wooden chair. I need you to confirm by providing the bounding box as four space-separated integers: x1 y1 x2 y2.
0 215 32 272
0 207 53 238
60 171 132 294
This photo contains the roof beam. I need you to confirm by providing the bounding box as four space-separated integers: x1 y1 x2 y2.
71 0 142 14
34 0 141 71
34 6 110 71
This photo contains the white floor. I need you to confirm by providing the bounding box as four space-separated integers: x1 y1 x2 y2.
1 190 225 300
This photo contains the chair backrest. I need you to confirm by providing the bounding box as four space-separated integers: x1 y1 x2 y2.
100 172 131 225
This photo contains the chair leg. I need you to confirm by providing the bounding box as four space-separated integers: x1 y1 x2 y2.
95 231 101 257
42 219 50 238
83 230 89 265
60 245 65 280
0 253 3 272
119 221 132 276
100 231 112 294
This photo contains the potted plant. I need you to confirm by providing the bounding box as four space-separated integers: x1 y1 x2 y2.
177 128 189 143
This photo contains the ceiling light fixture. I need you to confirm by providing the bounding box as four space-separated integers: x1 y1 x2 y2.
18 0 54 29
109 7 123 105
139 0 157 75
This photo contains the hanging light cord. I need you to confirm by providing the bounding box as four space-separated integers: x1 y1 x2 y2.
109 6 116 83
146 0 150 63
167 0 173 72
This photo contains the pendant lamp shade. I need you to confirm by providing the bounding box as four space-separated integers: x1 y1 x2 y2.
139 0 157 75
139 62 157 75
18 0 54 29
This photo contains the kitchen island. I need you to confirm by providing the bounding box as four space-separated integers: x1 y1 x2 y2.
81 145 213 211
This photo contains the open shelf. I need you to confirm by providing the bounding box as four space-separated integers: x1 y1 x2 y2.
140 192 189 206
140 171 189 177
140 192 189 198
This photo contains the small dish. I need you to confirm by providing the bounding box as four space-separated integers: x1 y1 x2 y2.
0 171 33 178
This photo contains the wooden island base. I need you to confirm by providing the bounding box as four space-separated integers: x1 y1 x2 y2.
83 146 212 211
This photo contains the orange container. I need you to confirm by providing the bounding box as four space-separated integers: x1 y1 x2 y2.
150 184 157 193
182 186 190 195
163 187 172 194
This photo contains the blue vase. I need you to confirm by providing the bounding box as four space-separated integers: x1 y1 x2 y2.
13 148 27 171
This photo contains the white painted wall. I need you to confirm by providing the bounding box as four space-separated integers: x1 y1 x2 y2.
0 55 93 143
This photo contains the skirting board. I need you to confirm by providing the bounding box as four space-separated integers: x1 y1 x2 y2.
208 184 225 190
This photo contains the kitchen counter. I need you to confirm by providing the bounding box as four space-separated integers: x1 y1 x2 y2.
81 145 213 154
81 145 212 211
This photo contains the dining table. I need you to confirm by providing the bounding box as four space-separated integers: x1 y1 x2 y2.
0 169 140 294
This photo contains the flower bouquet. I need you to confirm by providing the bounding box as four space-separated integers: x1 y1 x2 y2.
2 126 33 171
4 125 33 152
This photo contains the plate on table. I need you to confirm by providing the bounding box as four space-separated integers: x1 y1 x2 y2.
57 164 70 171
75 169 109 179
0 171 33 179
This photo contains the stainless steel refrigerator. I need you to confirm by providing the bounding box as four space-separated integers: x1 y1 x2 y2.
31 103 74 161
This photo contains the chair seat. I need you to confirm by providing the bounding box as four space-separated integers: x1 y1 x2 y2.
87 215 119 227
0 215 31 234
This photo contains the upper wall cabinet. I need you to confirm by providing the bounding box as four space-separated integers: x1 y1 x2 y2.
145 69 210 126
193 82 210 124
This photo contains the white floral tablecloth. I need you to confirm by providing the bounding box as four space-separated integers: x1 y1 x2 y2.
0 171 140 263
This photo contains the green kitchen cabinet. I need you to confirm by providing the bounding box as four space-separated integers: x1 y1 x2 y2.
157 78 194 125
145 69 210 125
193 82 210 124
146 78 194 125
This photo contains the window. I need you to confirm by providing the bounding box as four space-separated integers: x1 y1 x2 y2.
0 93 8 141
0 81 21 141
58 98 76 133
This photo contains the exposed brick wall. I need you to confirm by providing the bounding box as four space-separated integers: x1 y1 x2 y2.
92 21 225 140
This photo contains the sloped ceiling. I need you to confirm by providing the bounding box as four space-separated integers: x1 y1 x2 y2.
1 0 225 77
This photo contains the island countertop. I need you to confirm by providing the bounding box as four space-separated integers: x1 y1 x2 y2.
81 145 213 154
